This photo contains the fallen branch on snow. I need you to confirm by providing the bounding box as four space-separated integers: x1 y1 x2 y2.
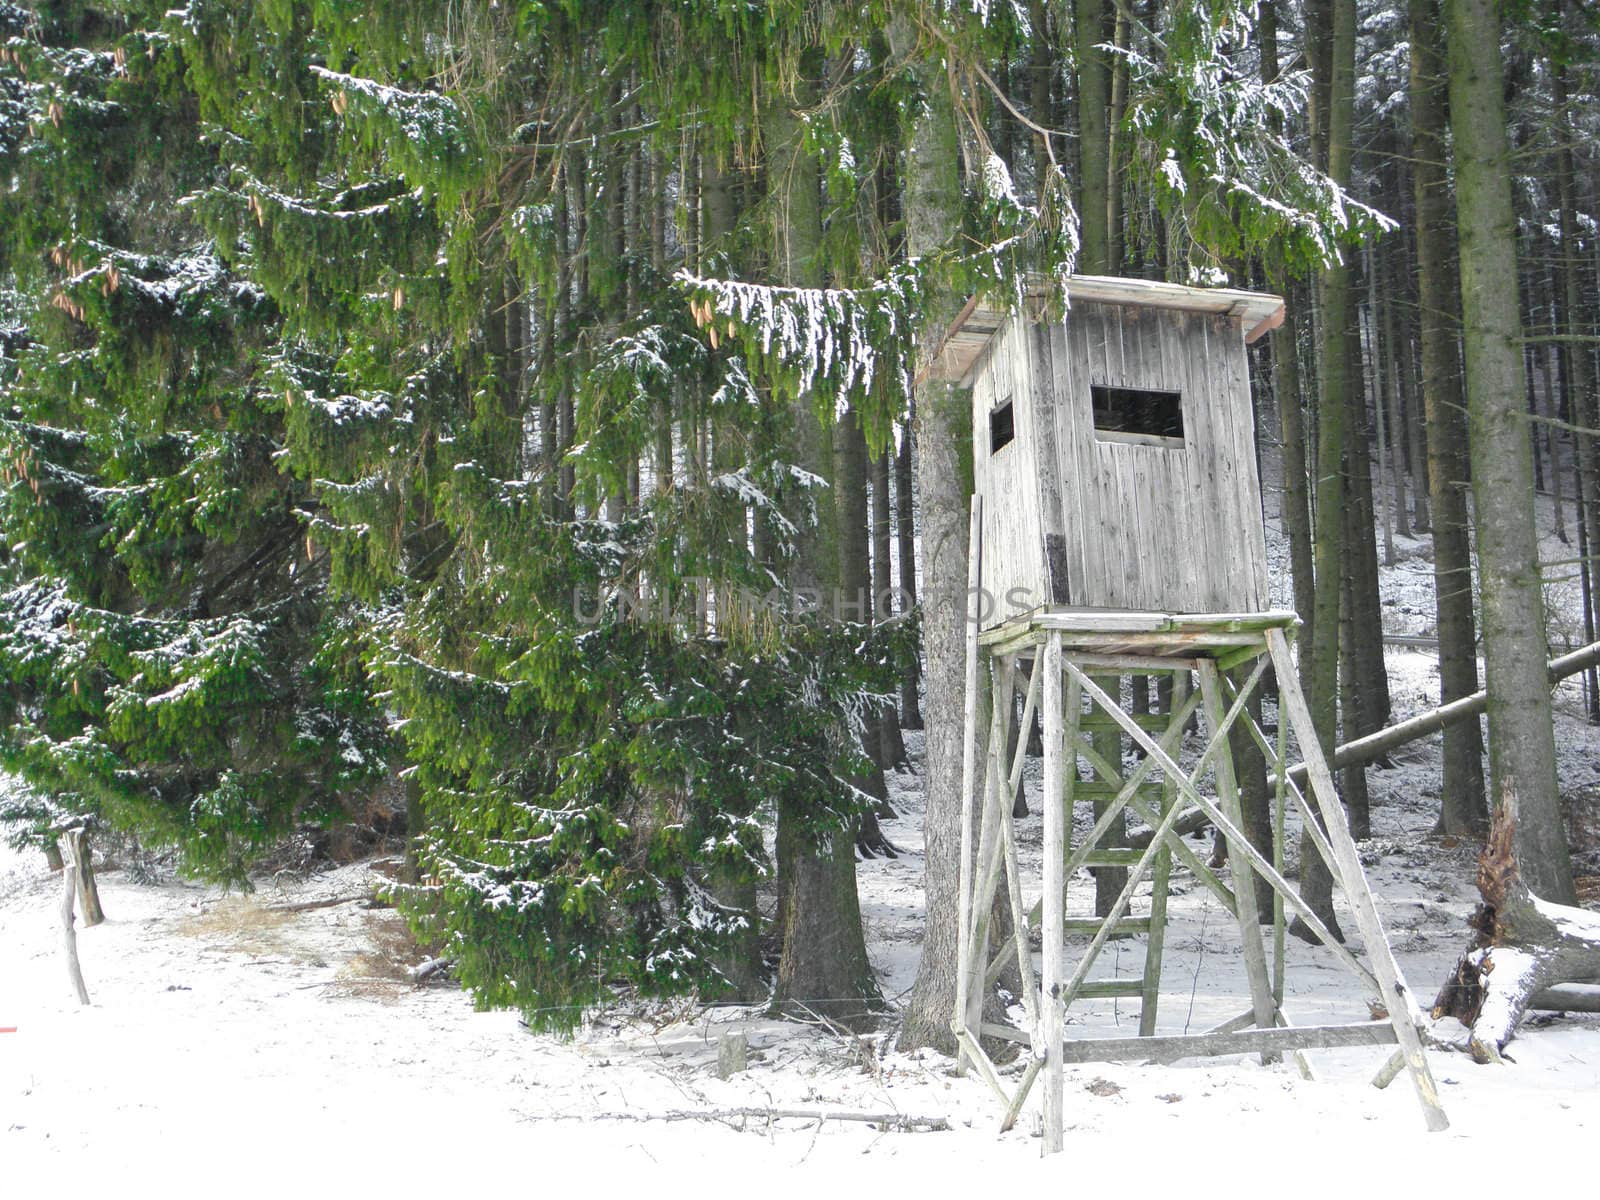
407 957 452 983
521 1107 950 1133
264 894 368 913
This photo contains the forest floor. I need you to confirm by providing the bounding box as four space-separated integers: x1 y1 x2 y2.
5 498 1600 1190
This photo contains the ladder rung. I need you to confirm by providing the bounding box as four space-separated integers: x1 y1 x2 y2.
1074 979 1146 1000
1063 916 1152 936
1079 711 1173 733
1071 780 1166 800
1078 848 1142 867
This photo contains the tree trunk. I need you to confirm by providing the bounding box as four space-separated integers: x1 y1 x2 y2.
894 13 980 1055
1410 0 1487 834
1295 0 1355 941
1259 5 1316 646
1106 4 1129 272
74 829 104 928
1338 566 1371 842
1389 246 1430 532
1073 0 1113 274
836 403 896 834
58 829 91 1005
1274 303 1316 650
766 61 882 1019
1432 811 1600 1062
872 446 909 771
1228 671 1277 916
1447 0 1574 902
895 406 924 729
773 814 879 1027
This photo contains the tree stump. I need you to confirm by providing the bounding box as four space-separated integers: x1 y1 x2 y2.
1433 810 1600 1062
58 828 92 1006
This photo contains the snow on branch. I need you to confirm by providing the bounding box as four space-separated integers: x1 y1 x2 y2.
676 270 919 449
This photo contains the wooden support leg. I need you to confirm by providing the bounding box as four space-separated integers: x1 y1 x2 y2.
1265 628 1449 1133
1197 660 1279 1058
1041 633 1067 1156
1140 670 1181 1036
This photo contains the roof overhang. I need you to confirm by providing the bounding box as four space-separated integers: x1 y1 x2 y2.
920 274 1286 385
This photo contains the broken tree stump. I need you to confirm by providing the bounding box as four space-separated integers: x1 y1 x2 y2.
58 828 91 1006
1432 810 1600 1062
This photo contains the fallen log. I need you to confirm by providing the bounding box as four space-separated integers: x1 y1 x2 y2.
1127 808 1211 849
1289 639 1600 785
1432 811 1600 1062
1531 983 1600 1013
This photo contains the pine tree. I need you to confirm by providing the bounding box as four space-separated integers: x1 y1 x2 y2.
0 2 388 881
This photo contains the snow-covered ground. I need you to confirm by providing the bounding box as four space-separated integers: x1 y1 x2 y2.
4 711 1597 1192
4 470 1598 1191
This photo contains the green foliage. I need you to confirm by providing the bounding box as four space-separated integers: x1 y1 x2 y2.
1121 1 1393 276
0 1 389 883
380 513 907 1028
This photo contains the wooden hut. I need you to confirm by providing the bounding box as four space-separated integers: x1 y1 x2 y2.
927 275 1284 625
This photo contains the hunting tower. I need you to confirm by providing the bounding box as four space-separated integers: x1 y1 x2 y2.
926 276 1447 1153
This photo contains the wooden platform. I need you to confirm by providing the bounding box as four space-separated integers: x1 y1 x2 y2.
979 607 1300 665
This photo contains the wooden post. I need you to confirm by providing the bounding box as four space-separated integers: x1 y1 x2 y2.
1273 678 1289 1005
1196 660 1279 1057
1040 632 1066 1155
1266 628 1449 1132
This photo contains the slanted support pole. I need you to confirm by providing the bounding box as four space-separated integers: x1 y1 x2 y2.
1265 629 1449 1132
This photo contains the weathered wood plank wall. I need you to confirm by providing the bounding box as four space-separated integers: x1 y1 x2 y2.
972 301 1269 625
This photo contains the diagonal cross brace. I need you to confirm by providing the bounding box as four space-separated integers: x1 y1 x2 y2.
1064 660 1383 997
1052 655 1273 1013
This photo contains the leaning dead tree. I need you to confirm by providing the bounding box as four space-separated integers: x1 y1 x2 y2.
1432 807 1600 1062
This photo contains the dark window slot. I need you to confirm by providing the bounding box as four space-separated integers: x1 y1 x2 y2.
1091 385 1184 440
990 399 1015 453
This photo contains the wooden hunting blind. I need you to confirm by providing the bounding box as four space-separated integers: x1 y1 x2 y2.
927 277 1448 1153
932 276 1283 623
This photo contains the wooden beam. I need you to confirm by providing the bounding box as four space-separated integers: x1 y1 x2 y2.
1055 1021 1397 1065
1040 632 1067 1155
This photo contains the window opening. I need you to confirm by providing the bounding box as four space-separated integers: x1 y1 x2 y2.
1091 385 1184 441
989 398 1016 453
